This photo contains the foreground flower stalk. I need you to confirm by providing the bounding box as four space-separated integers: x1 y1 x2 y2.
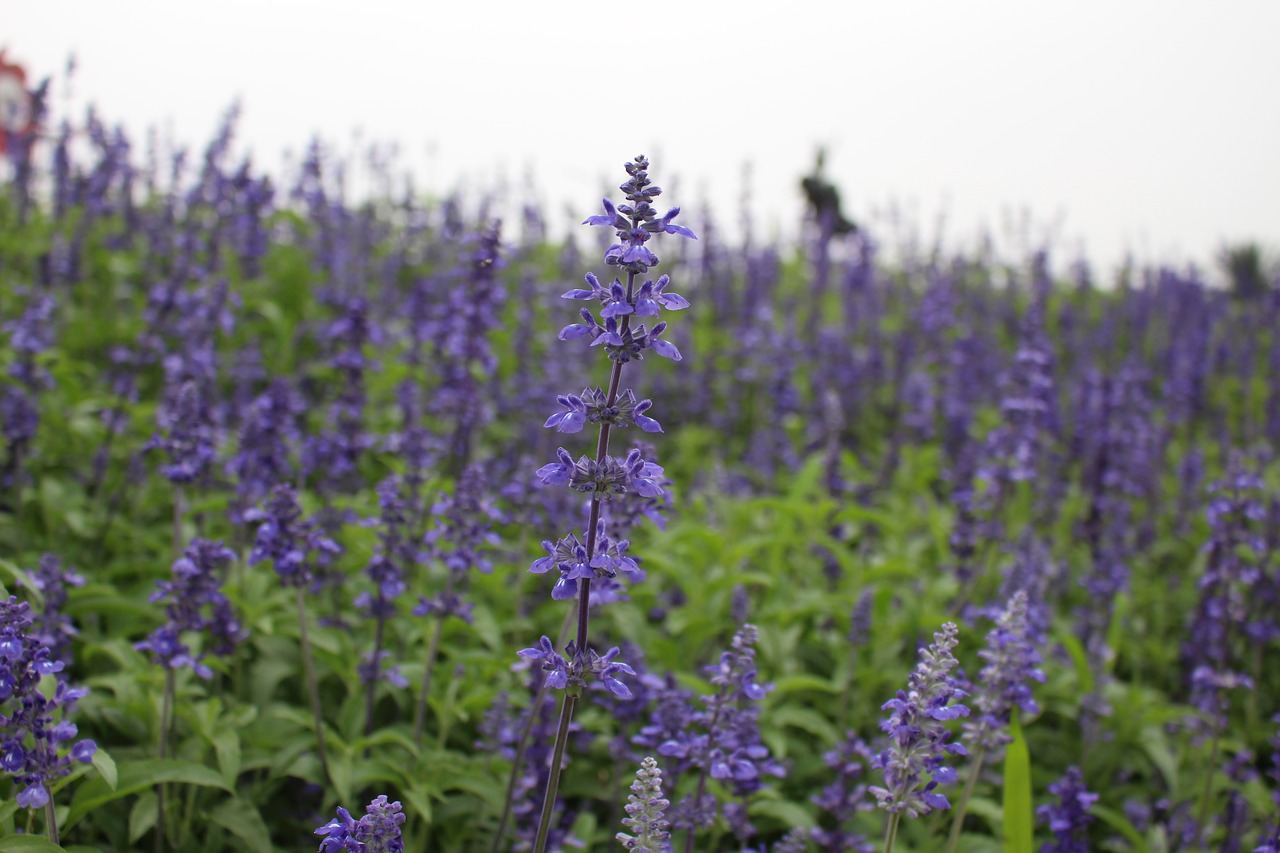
871 622 969 853
524 155 694 853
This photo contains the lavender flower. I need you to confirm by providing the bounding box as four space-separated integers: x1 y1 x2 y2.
144 380 217 485
1184 457 1266 724
315 794 406 853
246 484 341 588
517 638 635 699
1035 767 1097 852
964 591 1044 754
811 733 875 853
23 554 84 666
227 378 303 523
0 596 96 811
656 625 783 843
870 622 969 818
616 756 671 851
135 538 243 679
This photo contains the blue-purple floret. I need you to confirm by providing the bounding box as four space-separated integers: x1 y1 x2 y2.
1035 766 1097 852
870 621 969 817
518 638 635 699
0 596 96 811
315 794 406 853
536 447 665 501
529 520 643 601
545 387 662 435
135 538 243 678
965 590 1045 753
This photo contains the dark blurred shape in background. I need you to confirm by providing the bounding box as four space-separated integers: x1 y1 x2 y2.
801 148 857 237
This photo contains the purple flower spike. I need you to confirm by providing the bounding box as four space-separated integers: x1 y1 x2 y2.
870 622 969 818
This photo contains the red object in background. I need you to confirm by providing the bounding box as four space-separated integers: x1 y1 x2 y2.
0 50 34 156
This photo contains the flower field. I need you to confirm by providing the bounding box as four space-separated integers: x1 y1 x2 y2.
1 95 1279 853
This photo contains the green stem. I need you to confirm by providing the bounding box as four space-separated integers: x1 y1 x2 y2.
43 798 58 845
364 615 387 741
172 485 185 559
532 691 578 853
155 668 174 853
944 747 987 853
295 587 334 790
1196 730 1221 844
883 812 901 853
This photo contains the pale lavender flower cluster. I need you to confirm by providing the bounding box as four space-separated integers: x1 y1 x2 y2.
1035 766 1097 852
0 596 96 810
870 621 969 817
315 794 405 853
964 590 1045 753
136 538 243 679
616 756 671 851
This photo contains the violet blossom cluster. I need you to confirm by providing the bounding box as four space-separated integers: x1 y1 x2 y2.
135 538 244 679
246 483 341 588
870 621 969 817
1184 458 1267 724
414 463 504 622
356 477 413 689
24 553 85 666
1035 766 1097 853
1 290 56 479
810 732 875 853
0 596 96 810
315 794 405 853
653 624 783 837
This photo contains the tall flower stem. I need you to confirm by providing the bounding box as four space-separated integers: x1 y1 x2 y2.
944 747 987 853
43 798 59 845
532 691 580 853
491 607 576 853
412 615 445 746
295 587 333 789
363 616 387 740
155 668 175 853
531 308 632 853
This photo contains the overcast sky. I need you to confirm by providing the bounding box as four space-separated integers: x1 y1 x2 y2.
3 0 1278 276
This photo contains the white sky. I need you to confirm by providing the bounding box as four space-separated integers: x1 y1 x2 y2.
3 0 1278 276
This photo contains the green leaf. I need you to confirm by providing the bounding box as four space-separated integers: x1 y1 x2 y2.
0 837 67 852
66 759 232 828
90 749 117 791
209 798 273 853
128 791 157 845
1091 805 1148 852
1002 714 1033 853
